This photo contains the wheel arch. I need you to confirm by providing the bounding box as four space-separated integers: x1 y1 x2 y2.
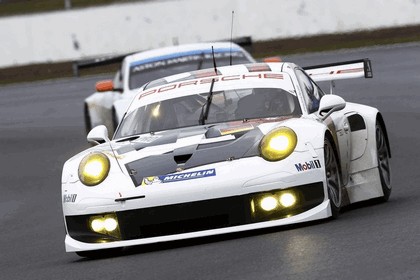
376 112 391 158
324 129 343 183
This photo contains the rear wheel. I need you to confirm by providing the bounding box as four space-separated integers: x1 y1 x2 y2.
376 121 391 201
324 138 341 218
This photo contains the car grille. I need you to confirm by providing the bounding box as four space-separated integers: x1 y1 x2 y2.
66 182 324 243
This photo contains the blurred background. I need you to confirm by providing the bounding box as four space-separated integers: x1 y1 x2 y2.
1 0 420 84
1 2 420 279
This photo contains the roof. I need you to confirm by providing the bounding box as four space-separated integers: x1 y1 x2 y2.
143 62 288 89
128 62 295 109
125 42 247 66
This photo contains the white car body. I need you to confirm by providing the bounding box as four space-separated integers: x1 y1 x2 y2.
63 60 391 257
84 42 256 136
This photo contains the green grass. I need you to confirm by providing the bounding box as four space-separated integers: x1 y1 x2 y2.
0 0 145 17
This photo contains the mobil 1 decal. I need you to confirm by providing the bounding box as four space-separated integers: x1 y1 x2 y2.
295 160 321 172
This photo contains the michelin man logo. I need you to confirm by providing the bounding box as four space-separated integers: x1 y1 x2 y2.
141 176 162 186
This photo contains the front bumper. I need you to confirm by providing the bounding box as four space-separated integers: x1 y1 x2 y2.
65 182 328 252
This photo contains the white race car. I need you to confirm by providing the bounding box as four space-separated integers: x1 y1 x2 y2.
62 59 391 258
83 41 257 137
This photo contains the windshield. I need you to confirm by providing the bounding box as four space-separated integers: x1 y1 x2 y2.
129 51 251 90
115 87 302 138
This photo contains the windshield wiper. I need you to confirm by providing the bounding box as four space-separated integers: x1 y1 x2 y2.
198 78 215 125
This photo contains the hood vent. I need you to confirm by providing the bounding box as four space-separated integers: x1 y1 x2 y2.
173 145 197 165
174 154 193 164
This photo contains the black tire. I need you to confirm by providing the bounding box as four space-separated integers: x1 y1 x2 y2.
324 137 342 218
112 107 119 134
76 248 122 259
376 121 391 201
84 103 92 135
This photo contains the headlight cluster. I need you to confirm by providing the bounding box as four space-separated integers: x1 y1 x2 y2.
89 213 121 239
78 152 110 186
251 190 298 221
259 127 297 161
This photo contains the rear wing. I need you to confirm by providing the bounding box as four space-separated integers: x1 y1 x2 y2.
72 53 130 77
72 36 253 77
303 58 373 82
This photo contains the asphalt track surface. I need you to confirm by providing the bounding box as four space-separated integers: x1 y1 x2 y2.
1 43 419 280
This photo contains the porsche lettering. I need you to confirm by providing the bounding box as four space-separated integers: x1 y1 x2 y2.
139 73 284 99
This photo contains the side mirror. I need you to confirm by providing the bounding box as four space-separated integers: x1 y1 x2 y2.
87 125 110 145
95 80 114 92
318 95 346 120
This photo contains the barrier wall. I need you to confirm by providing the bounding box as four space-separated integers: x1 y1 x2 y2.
1 0 420 68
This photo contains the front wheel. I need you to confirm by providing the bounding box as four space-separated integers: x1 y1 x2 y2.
324 138 342 218
84 103 92 135
376 121 391 201
112 107 119 134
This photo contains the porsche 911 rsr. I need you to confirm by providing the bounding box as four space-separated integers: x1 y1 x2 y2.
83 42 257 137
62 59 391 258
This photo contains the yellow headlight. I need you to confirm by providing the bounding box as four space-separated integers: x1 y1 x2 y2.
89 214 121 239
279 193 297 207
90 218 105 232
78 152 110 186
104 218 118 232
259 127 297 161
260 196 278 211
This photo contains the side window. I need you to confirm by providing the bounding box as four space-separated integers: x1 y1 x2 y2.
296 69 324 113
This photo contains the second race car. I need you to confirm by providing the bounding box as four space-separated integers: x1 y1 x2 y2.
83 41 256 136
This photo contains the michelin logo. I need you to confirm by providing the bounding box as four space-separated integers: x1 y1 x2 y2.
141 168 216 186
295 160 321 172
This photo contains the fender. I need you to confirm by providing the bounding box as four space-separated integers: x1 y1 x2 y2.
113 98 132 125
85 93 108 129
85 91 116 132
345 102 381 174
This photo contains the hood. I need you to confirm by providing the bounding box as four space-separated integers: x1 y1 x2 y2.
115 118 291 187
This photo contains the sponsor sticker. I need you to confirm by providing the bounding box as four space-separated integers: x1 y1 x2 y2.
139 73 287 99
295 160 321 172
131 51 244 73
141 168 216 186
141 176 163 185
63 194 77 203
